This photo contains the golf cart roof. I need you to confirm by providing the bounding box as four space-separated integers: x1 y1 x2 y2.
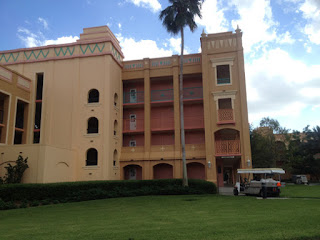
237 168 285 174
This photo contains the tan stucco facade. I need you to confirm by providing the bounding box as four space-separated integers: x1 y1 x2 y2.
0 26 251 185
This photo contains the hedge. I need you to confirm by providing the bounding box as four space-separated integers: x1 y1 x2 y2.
0 179 216 209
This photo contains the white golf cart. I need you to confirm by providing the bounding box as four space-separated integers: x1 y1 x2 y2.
233 168 285 197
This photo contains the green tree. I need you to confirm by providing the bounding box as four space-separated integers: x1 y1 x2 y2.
286 126 320 180
250 127 276 168
159 0 203 187
260 117 289 134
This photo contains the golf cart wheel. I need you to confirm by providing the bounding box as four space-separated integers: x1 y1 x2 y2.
297 179 302 184
233 188 239 196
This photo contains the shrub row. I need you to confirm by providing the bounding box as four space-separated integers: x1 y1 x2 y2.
0 179 216 209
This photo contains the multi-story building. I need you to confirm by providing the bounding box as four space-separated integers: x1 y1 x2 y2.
0 26 251 187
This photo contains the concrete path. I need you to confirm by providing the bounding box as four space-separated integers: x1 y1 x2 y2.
218 187 234 196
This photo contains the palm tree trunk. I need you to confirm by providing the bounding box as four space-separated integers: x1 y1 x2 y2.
179 27 188 187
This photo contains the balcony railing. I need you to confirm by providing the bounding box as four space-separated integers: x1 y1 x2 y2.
151 89 174 102
218 109 234 123
184 116 204 129
123 119 144 132
151 117 174 131
183 87 203 100
123 91 144 104
215 140 241 156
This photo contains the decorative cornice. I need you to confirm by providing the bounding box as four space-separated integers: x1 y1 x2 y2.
211 57 235 67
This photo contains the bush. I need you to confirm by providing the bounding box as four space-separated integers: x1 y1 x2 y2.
0 179 216 209
0 199 17 210
2 155 29 184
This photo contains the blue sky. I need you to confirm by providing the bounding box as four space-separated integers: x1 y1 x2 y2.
1 0 319 132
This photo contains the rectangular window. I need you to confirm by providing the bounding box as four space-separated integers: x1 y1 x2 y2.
218 98 232 109
217 65 230 85
34 73 43 144
14 100 29 144
0 93 9 144
129 140 136 147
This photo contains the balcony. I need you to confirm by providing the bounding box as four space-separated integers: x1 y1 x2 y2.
123 91 144 105
151 89 173 103
184 116 204 129
215 140 241 156
217 109 235 125
123 118 144 133
151 117 174 131
183 87 203 101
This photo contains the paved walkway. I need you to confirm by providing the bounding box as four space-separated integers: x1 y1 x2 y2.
218 187 234 196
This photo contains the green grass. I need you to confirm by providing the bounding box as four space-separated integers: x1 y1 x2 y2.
281 184 320 198
0 192 319 240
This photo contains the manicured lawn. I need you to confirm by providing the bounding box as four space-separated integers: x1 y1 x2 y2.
281 184 320 198
0 192 319 240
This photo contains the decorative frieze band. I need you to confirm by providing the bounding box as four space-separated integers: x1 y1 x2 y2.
0 42 123 65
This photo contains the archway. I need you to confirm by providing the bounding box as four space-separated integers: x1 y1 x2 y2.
124 164 142 180
153 163 173 179
187 162 205 180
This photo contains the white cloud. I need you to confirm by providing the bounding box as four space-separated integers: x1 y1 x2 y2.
304 42 312 53
38 17 48 30
128 0 161 13
169 38 189 54
229 0 278 52
277 31 295 44
17 27 78 47
246 48 320 123
300 0 320 44
116 33 172 60
195 0 229 33
118 23 122 30
44 36 79 45
116 33 192 60
17 27 43 47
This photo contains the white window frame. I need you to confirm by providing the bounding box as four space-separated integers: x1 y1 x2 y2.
211 57 234 86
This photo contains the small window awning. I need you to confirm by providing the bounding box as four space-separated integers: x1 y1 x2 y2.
237 168 285 174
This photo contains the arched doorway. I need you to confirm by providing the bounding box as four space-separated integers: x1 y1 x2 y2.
124 164 142 180
153 163 173 179
187 162 205 180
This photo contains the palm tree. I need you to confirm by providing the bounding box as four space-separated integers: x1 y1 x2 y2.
159 0 203 187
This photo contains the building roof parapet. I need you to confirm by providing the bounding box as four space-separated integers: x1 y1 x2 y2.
123 53 201 71
201 28 243 53
0 26 124 66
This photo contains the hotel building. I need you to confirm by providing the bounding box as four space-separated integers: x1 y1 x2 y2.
0 26 251 187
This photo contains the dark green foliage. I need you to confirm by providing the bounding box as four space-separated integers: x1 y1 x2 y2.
19 201 28 208
0 179 216 210
30 201 40 207
0 199 17 210
40 199 50 205
2 155 29 184
260 117 289 134
159 0 203 35
287 126 320 180
250 127 276 168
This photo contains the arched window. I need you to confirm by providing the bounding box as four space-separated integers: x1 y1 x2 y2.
114 120 118 136
113 149 118 167
88 89 99 103
87 117 98 134
86 148 98 166
114 93 118 107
